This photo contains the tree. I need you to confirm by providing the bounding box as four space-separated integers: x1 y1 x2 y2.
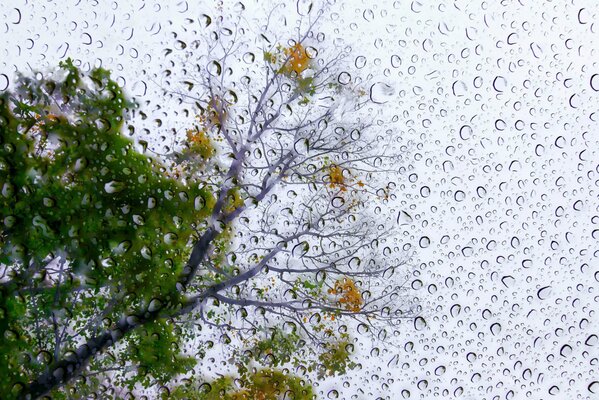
0 6 414 399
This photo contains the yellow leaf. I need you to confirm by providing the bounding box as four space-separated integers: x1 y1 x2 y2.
282 43 310 75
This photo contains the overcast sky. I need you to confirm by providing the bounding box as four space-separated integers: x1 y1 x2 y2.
2 0 599 398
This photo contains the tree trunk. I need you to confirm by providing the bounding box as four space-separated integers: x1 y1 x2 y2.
20 310 158 399
22 227 218 398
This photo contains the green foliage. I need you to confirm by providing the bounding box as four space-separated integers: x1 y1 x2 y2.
263 51 275 63
167 369 314 400
122 319 196 388
314 340 358 380
246 328 302 369
0 60 360 398
297 77 316 96
0 60 212 397
263 44 315 97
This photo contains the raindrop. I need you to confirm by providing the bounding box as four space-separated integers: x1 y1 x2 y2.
490 323 502 336
338 72 351 85
242 52 255 63
132 80 147 96
495 119 507 130
397 211 413 225
140 246 152 260
459 125 472 140
293 138 309 155
292 242 309 258
510 237 520 248
585 335 598 346
450 304 461 317
113 240 131 255
414 317 427 330
207 61 222 76
452 80 467 97
411 279 423 289
0 74 8 91
10 8 21 24
434 365 446 376
297 0 313 15
548 386 560 395
537 286 552 300
501 276 515 287
560 344 572 357
411 1 423 13
370 82 394 104
104 181 125 193
493 76 507 92
355 56 366 69
331 197 345 208
363 9 374 21
195 196 205 210
200 14 212 27
555 136 566 148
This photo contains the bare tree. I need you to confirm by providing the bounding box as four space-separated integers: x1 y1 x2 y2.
4 4 416 399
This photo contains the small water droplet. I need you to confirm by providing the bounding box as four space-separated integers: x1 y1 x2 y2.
104 181 125 193
414 316 427 330
493 76 507 92
370 82 394 104
537 286 552 300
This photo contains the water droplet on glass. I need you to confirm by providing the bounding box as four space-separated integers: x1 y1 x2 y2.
104 181 125 193
493 76 507 92
0 74 8 91
397 211 413 225
459 125 472 140
452 80 467 97
591 74 599 91
414 316 427 330
490 323 502 336
537 286 552 300
355 56 366 69
370 82 394 104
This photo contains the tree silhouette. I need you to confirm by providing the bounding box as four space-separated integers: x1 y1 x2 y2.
0 7 415 399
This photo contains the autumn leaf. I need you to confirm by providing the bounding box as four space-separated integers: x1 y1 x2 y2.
329 277 363 312
282 43 310 76
328 164 345 188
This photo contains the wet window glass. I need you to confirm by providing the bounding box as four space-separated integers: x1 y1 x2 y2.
1 1 598 399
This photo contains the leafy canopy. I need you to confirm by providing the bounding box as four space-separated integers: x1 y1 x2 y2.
0 59 213 396
0 60 358 399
